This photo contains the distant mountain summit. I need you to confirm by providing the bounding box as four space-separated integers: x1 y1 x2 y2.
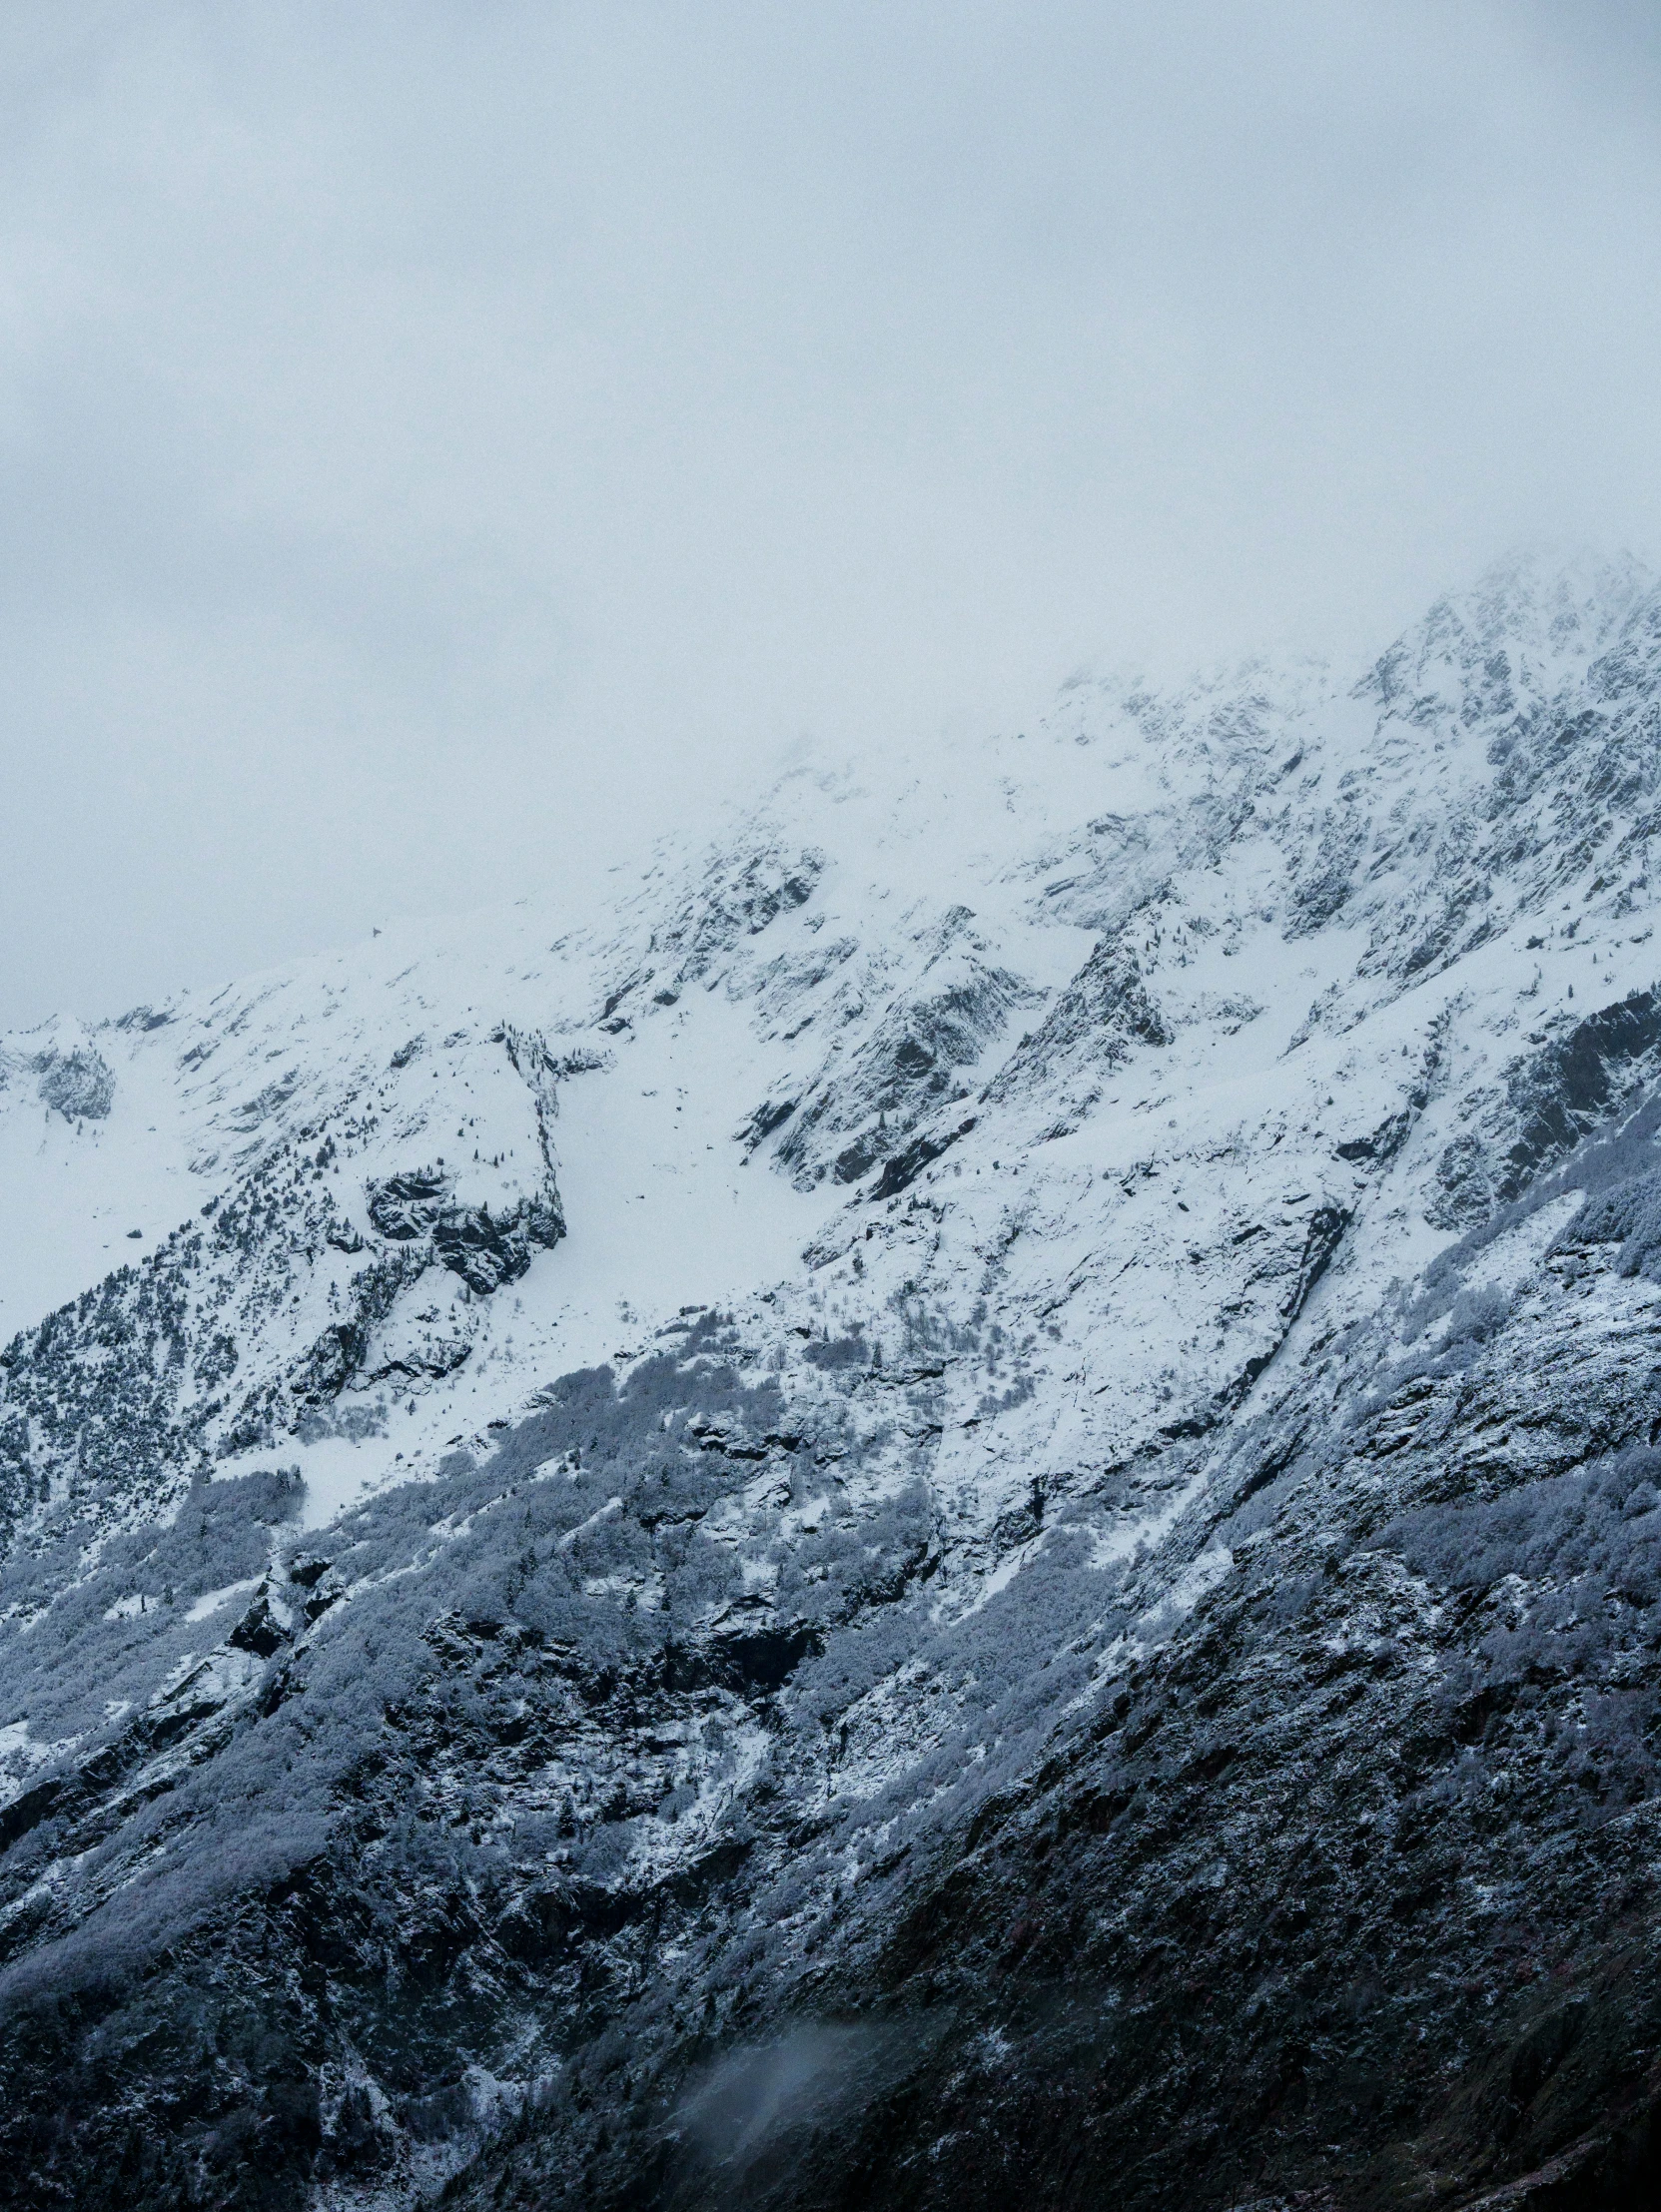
5 552 1661 2208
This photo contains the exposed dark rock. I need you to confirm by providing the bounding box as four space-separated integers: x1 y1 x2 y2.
1432 989 1661 1226
778 914 1030 1188
738 1098 798 1152
368 1167 452 1241
431 1191 564 1294
982 934 1170 1106
227 1590 290 1658
871 1116 977 1199
1285 1202 1349 1318
1285 803 1367 936
1498 990 1661 1198
33 1044 115 1120
1336 1105 1417 1164
366 1170 563 1293
832 1132 884 1184
651 844 826 991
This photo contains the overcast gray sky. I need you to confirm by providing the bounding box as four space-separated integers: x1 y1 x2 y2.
3 1 1660 1028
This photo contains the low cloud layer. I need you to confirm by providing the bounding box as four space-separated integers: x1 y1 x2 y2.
3 1 1659 1025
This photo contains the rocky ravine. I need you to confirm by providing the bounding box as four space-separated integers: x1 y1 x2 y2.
5 554 1661 2208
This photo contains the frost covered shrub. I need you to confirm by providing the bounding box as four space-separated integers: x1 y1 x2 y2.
789 1608 917 1728
1261 1573 1321 1627
801 1330 870 1372
0 1467 306 1745
1395 1281 1516 1375
571 1819 637 1880
758 1518 1133 1908
1354 1445 1661 1822
1569 1164 1661 1280
1376 1446 1661 1782
1378 1445 1661 1599
1221 1459 1303 1543
660 1530 743 1619
1441 1282 1514 1348
772 1480 934 1621
787 1522 1114 1792
140 1466 303 1599
1 1321 1134 2030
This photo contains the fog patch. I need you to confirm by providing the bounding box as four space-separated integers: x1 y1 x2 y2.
676 2021 902 2170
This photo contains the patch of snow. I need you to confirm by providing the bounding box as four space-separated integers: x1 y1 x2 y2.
185 1576 262 1625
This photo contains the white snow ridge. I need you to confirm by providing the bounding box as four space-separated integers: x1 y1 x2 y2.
6 552 1661 2209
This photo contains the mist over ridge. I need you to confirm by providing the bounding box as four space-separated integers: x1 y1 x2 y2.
5 2 1661 1024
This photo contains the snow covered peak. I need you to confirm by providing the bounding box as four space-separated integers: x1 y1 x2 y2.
3 548 1660 1552
1359 543 1655 720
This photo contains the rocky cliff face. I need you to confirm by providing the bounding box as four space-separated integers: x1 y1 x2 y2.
5 554 1661 2209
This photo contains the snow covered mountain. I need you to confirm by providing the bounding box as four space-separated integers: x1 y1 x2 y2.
6 552 1661 2209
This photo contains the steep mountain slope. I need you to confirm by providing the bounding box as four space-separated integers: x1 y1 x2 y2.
5 553 1661 2208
